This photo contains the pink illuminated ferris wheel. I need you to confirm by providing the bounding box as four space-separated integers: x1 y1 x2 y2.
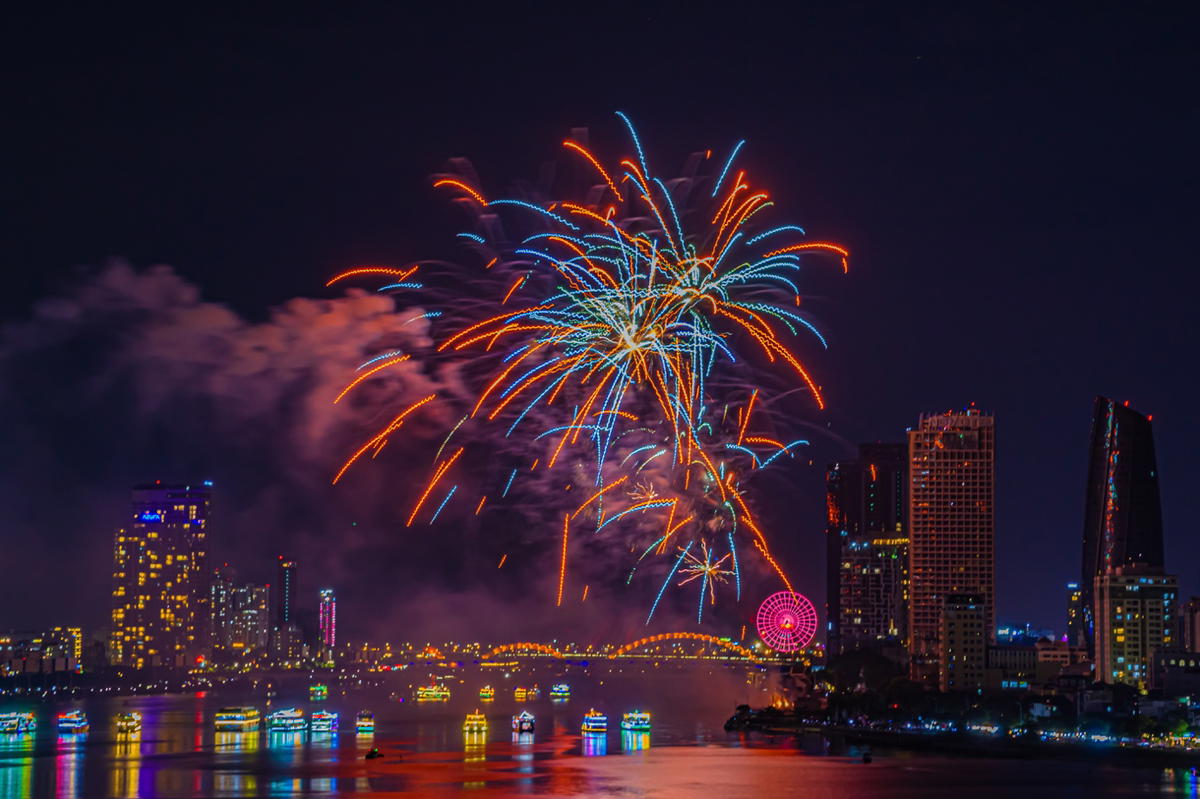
755 591 818 652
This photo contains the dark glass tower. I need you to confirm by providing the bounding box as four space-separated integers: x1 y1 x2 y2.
825 443 909 657
1080 397 1165 654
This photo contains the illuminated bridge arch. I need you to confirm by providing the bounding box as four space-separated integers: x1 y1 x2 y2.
482 642 564 659
611 632 761 663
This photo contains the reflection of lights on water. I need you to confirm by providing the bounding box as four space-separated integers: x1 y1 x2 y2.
0 733 34 799
111 731 142 799
621 731 651 753
56 735 85 799
582 733 608 757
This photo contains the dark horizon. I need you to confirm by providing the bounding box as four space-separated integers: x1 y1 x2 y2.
3 3 1198 641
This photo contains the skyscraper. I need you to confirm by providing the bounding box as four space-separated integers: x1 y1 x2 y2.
825 443 908 657
110 482 211 669
210 565 238 653
1094 566 1177 687
1066 582 1085 647
907 408 996 686
1184 597 1200 653
232 584 270 654
1080 397 1165 655
318 589 336 649
276 557 297 626
940 594 987 692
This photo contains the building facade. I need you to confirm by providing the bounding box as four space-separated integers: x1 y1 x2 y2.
825 443 909 657
110 482 211 669
940 594 987 692
231 584 270 654
1066 582 1085 647
907 408 996 685
1080 397 1165 655
276 557 297 627
1182 596 1200 653
318 588 336 650
1094 566 1178 688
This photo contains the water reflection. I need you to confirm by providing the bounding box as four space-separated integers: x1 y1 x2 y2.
582 732 607 757
267 730 304 795
55 734 84 799
0 731 34 799
621 730 651 753
110 729 142 799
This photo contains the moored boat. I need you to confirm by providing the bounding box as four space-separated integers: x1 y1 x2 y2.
115 712 142 733
355 711 375 733
416 684 450 701
620 710 651 732
463 710 488 733
57 710 88 733
309 684 328 701
267 707 306 731
511 710 535 733
311 711 339 732
479 685 495 701
214 707 261 731
549 683 570 699
0 712 36 734
581 709 607 733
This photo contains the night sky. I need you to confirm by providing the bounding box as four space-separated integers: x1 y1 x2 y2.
4 3 1197 641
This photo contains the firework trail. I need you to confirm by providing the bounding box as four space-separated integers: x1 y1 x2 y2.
330 113 847 622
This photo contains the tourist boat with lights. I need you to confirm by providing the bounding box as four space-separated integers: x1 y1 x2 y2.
511 710 535 733
0 712 36 734
513 686 527 701
115 712 142 733
479 685 495 701
311 711 339 732
57 710 88 733
581 710 607 733
214 707 261 731
267 707 306 731
309 684 328 701
355 711 375 733
416 684 450 701
620 711 651 732
549 683 570 699
526 685 541 700
463 710 488 733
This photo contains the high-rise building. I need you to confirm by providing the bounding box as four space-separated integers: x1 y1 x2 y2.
907 407 996 685
825 443 908 657
42 627 83 671
231 584 270 654
1183 597 1200 653
1066 582 1085 647
940 594 987 692
110 482 211 669
318 589 336 649
210 565 238 652
1080 397 1165 655
276 557 297 626
1094 566 1177 687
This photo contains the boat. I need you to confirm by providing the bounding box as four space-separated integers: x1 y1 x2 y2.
311 711 339 732
309 684 329 701
620 710 651 732
355 711 375 733
267 707 306 731
214 707 261 731
526 685 540 700
581 709 607 733
549 683 570 699
115 712 142 733
0 712 36 734
463 710 488 733
416 684 450 701
479 685 495 701
511 710 535 733
57 710 88 733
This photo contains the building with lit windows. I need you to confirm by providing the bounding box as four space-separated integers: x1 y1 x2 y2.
1080 397 1165 655
940 594 987 692
1094 566 1177 688
318 589 336 650
109 482 211 669
276 557 297 626
42 627 83 671
231 583 270 654
1066 582 1085 647
210 565 238 652
825 443 908 657
1183 596 1200 653
907 407 995 686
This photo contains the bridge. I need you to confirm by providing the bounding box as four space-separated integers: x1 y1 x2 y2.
478 633 807 665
